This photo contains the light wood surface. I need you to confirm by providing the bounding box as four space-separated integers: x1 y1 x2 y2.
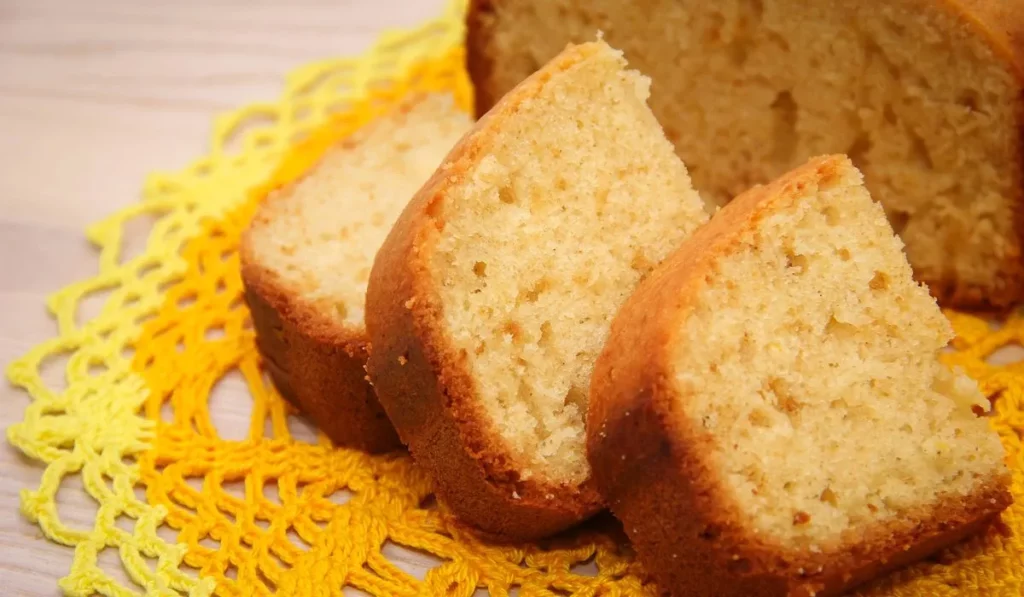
3 2 1021 596
0 1 447 593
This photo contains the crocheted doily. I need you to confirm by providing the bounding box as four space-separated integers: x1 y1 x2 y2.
7 0 1023 595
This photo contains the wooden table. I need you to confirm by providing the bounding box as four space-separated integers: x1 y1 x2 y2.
5 3 1021 596
0 1 447 593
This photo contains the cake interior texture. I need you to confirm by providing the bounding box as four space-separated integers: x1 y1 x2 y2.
673 160 1007 549
247 94 470 327
475 0 1022 299
433 43 708 485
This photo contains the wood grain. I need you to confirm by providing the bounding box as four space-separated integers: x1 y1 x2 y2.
3 2 1020 596
0 1 445 594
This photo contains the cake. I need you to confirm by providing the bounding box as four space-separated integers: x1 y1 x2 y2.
467 0 1024 308
587 154 1012 596
240 94 470 453
364 40 709 539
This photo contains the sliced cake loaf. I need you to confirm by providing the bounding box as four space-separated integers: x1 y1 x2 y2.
241 94 470 453
587 155 1012 597
365 40 709 539
467 0 1024 308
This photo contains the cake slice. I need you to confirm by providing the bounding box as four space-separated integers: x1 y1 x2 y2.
467 0 1024 308
587 155 1011 597
365 40 709 539
241 94 470 453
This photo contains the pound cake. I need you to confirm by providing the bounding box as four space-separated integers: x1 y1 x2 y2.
365 40 709 539
467 0 1024 308
241 94 470 453
587 155 1011 597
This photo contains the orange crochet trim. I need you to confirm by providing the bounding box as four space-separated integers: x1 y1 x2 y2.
6 0 1024 594
132 50 654 597
131 59 1024 597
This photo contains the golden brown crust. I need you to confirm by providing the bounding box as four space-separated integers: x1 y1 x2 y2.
365 44 607 540
465 0 501 118
587 155 1013 597
949 0 1024 67
240 200 400 454
465 0 1024 310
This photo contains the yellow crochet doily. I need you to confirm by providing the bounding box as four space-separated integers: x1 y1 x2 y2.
6 1 1024 595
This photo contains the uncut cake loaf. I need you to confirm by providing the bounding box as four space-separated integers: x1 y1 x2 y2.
587 155 1011 597
365 40 709 539
467 0 1024 308
241 94 470 453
